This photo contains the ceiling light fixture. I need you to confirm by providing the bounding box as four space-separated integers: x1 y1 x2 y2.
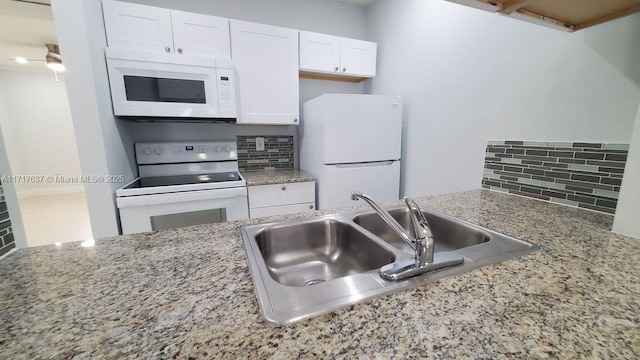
15 57 29 64
45 44 65 72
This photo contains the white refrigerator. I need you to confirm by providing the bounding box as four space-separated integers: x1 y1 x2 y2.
300 94 402 209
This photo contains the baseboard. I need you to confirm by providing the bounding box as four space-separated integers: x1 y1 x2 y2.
17 186 84 199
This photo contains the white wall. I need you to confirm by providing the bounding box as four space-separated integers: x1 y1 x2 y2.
613 106 640 238
367 0 640 197
0 70 83 197
51 0 137 238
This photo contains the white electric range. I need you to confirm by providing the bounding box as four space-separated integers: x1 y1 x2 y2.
116 141 248 235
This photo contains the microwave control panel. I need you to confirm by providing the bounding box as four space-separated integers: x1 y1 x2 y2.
216 68 236 118
135 141 237 164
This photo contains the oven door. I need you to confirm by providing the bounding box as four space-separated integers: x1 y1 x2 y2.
117 187 248 235
106 49 235 118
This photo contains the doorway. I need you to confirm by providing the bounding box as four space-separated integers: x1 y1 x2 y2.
0 71 92 247
0 1 92 247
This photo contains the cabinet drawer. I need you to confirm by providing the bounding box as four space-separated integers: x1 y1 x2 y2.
249 203 315 219
248 181 315 208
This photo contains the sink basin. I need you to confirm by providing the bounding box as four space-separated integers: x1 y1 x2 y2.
353 208 489 253
240 206 540 326
255 219 395 286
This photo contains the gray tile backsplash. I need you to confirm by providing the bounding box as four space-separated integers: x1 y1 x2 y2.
237 135 294 171
482 141 629 214
0 180 15 256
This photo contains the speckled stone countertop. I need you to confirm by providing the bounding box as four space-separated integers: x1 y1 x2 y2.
240 169 314 186
1 190 638 359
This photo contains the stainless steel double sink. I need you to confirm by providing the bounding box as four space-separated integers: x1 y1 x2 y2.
240 206 540 325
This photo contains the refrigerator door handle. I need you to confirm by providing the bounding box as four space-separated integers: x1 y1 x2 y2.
331 161 397 169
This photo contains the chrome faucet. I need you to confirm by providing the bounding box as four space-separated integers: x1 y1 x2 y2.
404 197 435 266
350 192 434 265
351 192 464 281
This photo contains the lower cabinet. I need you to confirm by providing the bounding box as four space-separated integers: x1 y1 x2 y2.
248 181 315 218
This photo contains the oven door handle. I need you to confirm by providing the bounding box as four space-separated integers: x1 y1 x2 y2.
116 187 247 208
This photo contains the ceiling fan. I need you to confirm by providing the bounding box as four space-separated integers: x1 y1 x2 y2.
9 44 65 72
8 1 62 72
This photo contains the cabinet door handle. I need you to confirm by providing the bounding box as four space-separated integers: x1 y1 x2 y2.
334 66 339 71
165 46 171 53
309 205 314 209
293 118 298 123
281 185 287 191
177 48 183 54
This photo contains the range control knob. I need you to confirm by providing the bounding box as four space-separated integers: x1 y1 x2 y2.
215 145 223 152
225 145 232 152
143 147 152 156
154 147 163 155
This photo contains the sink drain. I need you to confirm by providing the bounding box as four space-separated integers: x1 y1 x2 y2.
303 279 327 286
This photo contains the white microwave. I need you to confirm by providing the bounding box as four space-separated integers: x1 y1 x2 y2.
105 48 237 121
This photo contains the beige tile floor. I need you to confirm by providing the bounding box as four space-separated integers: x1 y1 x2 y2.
19 192 92 247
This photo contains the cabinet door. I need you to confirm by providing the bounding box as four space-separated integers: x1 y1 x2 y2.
340 38 377 77
231 20 299 125
102 0 174 53
299 31 341 74
170 11 231 59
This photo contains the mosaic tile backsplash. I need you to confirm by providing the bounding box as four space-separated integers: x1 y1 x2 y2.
237 135 294 171
482 141 629 214
0 180 15 256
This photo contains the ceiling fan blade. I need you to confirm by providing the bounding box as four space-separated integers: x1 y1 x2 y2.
11 0 51 6
8 58 47 62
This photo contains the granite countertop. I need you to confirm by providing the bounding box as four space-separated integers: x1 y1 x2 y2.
241 169 315 186
1 190 638 359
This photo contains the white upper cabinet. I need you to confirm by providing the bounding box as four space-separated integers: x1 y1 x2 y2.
299 31 377 80
231 20 299 125
102 0 174 53
299 32 341 73
102 0 230 58
170 11 230 58
340 38 377 77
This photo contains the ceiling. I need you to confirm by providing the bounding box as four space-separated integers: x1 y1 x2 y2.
0 0 56 71
449 0 640 32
